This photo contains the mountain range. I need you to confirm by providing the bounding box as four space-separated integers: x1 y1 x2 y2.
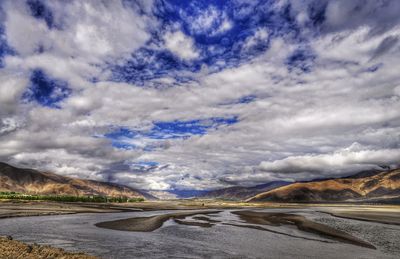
246 168 400 203
1 161 399 204
199 181 291 200
0 162 152 199
195 168 400 204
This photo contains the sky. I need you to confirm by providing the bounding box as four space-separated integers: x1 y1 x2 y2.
0 0 399 191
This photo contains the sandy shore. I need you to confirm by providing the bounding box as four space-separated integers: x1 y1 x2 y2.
174 219 214 227
0 199 260 219
95 210 221 232
2 199 398 217
0 200 146 219
320 209 400 225
232 210 376 249
0 236 97 259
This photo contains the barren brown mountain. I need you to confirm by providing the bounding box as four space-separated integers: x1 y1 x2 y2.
0 162 151 199
247 168 400 203
199 181 291 200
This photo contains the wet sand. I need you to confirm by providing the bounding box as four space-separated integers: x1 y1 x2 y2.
0 236 97 259
174 219 214 227
94 208 378 249
95 210 221 232
1 200 399 258
324 211 400 225
221 222 335 243
2 200 399 218
232 210 376 249
192 215 221 223
0 199 265 219
0 200 144 219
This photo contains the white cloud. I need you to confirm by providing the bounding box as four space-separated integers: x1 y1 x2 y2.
4 0 151 61
242 28 269 50
0 69 29 116
1 0 154 99
184 5 232 36
163 30 199 60
210 16 232 36
3 3 48 56
0 117 22 135
259 146 400 175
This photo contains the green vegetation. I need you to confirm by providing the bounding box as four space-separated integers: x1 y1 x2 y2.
0 192 144 203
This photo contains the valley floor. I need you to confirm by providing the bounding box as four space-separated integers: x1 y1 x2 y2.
0 200 399 258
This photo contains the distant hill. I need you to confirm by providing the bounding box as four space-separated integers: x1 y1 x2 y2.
149 189 209 200
247 168 400 203
168 189 209 199
0 162 154 199
147 190 178 200
199 181 291 200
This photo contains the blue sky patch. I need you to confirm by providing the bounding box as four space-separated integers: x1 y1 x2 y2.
149 117 239 139
109 0 319 86
167 189 208 198
23 69 72 108
237 95 257 104
286 48 316 73
365 63 383 73
128 161 161 172
104 127 140 150
221 95 257 105
0 25 14 68
26 0 54 28
110 48 199 87
308 1 328 27
105 116 238 150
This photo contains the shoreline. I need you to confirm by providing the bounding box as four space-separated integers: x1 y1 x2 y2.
0 200 145 219
0 236 98 259
319 210 400 225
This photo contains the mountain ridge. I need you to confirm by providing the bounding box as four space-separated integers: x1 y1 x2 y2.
0 162 154 199
198 180 292 200
246 168 400 203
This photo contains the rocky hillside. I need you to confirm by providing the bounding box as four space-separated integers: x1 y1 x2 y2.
247 169 400 203
199 181 291 200
0 162 152 199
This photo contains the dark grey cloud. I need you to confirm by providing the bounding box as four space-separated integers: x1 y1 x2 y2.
370 35 399 60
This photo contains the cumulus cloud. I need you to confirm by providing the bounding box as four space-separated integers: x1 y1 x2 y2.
259 146 400 175
4 0 151 60
163 30 199 60
323 0 400 33
0 69 28 116
1 0 153 93
0 117 22 136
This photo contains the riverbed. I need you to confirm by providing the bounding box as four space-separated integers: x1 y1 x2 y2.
0 208 398 258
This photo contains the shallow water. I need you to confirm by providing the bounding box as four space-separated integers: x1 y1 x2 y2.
0 208 398 259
